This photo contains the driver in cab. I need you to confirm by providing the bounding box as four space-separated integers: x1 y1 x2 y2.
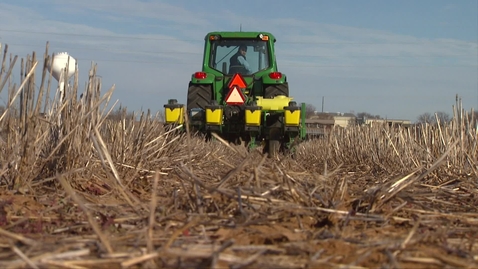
229 45 252 75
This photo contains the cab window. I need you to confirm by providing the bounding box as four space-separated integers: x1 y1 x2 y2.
209 39 269 75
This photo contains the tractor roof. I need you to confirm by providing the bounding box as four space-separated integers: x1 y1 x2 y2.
205 31 277 42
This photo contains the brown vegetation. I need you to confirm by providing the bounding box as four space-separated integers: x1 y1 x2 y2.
0 44 477 268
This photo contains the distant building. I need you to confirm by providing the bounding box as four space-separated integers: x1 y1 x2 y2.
361 118 412 127
333 115 356 128
305 113 411 138
305 117 334 139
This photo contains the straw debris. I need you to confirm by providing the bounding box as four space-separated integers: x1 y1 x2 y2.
0 44 477 268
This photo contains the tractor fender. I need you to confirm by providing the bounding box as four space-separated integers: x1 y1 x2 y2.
190 72 216 84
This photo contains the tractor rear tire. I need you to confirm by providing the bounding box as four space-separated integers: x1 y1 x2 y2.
187 84 212 111
264 83 289 98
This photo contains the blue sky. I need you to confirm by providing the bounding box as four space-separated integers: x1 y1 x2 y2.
0 0 477 121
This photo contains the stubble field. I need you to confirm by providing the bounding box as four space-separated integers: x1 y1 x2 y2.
0 45 477 268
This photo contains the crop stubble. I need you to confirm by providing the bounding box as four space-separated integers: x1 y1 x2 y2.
0 44 477 268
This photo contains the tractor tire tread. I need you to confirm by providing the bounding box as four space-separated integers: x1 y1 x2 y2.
264 83 289 98
187 84 212 111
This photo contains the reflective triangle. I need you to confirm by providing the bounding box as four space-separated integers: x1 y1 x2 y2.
225 86 245 105
228 73 247 89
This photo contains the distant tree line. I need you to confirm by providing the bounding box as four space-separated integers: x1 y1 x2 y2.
416 111 451 125
416 111 478 126
355 112 381 120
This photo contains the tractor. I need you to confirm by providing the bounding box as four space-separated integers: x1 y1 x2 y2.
163 31 307 157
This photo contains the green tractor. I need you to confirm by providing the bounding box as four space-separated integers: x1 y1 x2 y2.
163 31 307 157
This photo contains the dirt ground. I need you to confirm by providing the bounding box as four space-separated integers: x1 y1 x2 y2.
1 150 477 268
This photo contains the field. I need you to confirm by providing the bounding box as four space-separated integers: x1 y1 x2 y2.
1 45 478 269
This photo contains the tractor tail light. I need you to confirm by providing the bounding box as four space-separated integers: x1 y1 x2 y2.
194 72 207 79
269 72 282 79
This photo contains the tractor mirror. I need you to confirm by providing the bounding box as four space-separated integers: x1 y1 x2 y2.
253 45 264 52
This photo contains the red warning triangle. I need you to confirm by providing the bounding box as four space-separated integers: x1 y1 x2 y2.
225 85 245 105
228 73 247 89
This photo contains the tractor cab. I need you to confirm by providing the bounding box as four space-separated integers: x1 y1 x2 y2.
203 32 277 77
208 35 271 76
